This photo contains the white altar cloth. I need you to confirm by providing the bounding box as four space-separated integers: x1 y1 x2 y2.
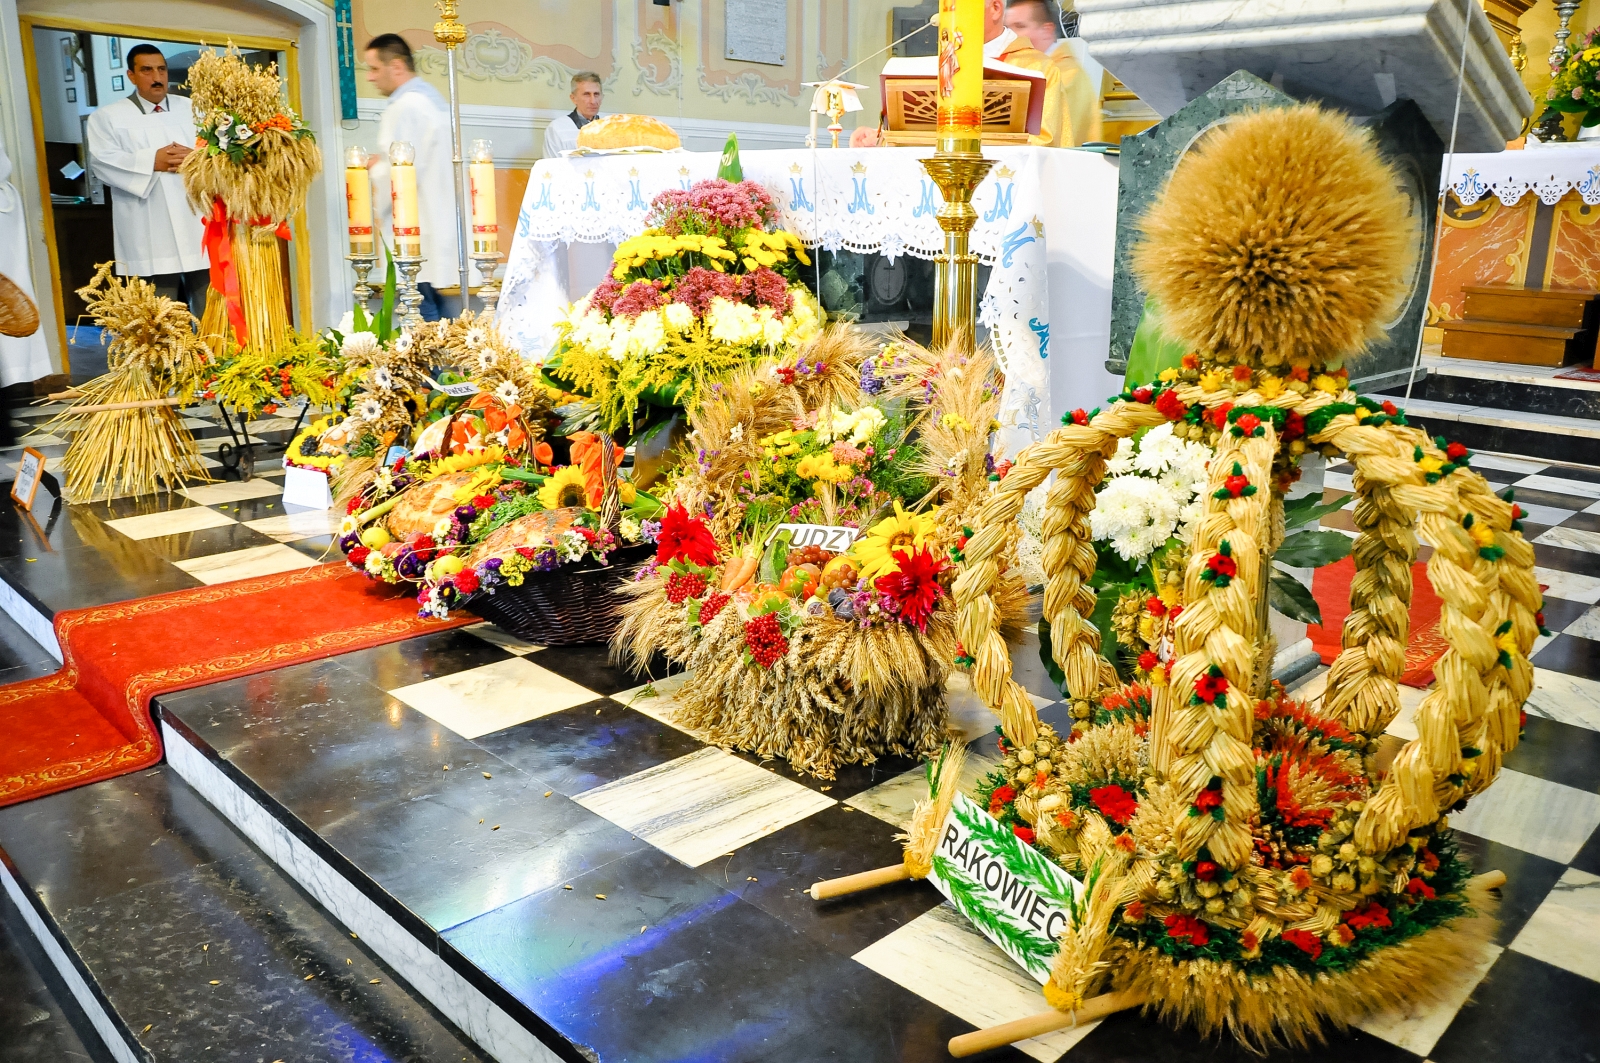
497 146 1123 454
1447 144 1600 207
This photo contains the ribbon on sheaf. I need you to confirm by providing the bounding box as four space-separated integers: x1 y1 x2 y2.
202 197 249 345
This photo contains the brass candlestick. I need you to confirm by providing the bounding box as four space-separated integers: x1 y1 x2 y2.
922 145 994 350
435 0 473 307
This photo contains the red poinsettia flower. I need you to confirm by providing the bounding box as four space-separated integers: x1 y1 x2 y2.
1089 784 1139 825
1282 928 1323 959
1195 673 1227 704
1012 825 1036 844
1155 388 1186 421
874 547 947 632
1137 650 1160 672
656 503 720 567
1164 913 1209 946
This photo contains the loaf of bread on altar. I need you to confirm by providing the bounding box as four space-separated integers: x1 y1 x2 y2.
576 114 681 151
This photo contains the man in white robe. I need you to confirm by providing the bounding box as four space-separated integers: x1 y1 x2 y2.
541 72 603 157
365 33 459 321
84 44 209 318
0 130 53 388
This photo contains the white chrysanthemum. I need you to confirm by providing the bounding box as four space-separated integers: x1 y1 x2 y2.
606 318 632 361
341 331 380 360
628 309 667 356
707 297 759 346
1106 436 1136 476
1169 439 1212 489
619 516 641 542
728 422 744 442
354 396 384 423
371 367 394 391
336 310 356 335
494 380 520 407
392 331 415 354
571 310 611 353
568 295 593 321
432 516 454 540
1089 475 1180 563
1175 499 1204 541
663 302 694 331
1133 422 1183 476
464 327 487 349
757 307 786 349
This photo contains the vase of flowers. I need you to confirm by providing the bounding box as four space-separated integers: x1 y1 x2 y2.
1540 33 1600 134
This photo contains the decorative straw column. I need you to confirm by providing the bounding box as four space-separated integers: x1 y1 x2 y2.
923 0 994 350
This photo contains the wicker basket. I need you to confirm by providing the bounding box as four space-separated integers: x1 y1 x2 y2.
463 431 647 645
467 543 652 644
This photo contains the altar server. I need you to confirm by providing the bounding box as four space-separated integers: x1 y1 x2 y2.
1005 0 1104 145
0 130 51 389
366 33 458 321
543 72 604 157
85 44 209 318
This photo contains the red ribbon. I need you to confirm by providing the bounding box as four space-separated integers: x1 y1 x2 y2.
203 197 248 346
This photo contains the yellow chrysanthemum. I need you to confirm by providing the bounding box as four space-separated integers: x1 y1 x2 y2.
850 500 939 580
1255 375 1283 399
538 465 590 510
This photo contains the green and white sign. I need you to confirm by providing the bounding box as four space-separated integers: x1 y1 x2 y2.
927 793 1084 983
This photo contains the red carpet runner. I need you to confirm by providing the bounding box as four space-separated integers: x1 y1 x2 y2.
0 564 466 808
1307 556 1447 689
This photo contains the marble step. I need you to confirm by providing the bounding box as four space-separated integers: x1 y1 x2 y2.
0 889 109 1063
1379 386 1600 467
1407 355 1600 420
0 766 490 1063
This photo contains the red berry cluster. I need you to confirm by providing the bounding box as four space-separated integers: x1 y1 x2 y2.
665 570 708 604
700 592 731 624
744 612 788 668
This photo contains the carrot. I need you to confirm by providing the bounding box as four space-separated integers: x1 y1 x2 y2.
720 555 757 592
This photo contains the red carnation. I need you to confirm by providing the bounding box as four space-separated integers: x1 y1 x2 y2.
1164 913 1209 947
1282 928 1323 959
347 496 364 515
1194 786 1224 813
516 546 536 559
1406 876 1437 901
1195 673 1227 704
348 545 371 567
1138 650 1160 672
472 494 496 511
1090 784 1139 825
1155 388 1186 421
1131 386 1153 404
1445 441 1469 461
1206 553 1238 579
874 547 947 633
656 503 720 567
1223 474 1250 497
1381 400 1399 416
990 784 1017 807
1012 825 1036 844
1235 413 1261 433
1232 365 1252 381
453 568 481 595
1146 596 1167 617
1194 860 1218 882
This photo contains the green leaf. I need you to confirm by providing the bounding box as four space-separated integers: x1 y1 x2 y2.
1089 586 1122 671
1273 529 1354 569
1037 618 1068 697
716 132 744 182
352 302 370 334
1283 493 1349 531
759 528 792 586
377 242 397 340
1268 568 1323 626
1123 296 1189 388
1088 543 1140 588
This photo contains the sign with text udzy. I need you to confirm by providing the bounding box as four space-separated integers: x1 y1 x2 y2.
927 793 1083 984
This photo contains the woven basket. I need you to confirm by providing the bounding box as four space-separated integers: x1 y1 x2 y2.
463 432 645 645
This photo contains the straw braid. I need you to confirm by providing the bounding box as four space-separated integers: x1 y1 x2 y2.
1159 422 1276 869
954 401 1166 745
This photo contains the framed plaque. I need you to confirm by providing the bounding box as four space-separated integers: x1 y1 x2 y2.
12 447 45 509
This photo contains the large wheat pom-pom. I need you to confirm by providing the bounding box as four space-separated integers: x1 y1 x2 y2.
1132 104 1415 365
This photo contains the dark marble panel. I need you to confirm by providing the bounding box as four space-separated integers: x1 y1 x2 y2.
0 767 250 914
525 642 678 697
1450 833 1569 947
1504 715 1600 794
730 746 926 800
474 698 705 797
288 534 340 561
444 847 1016 1063
1405 417 1600 469
1531 633 1600 683
332 629 514 691
0 501 145 561
0 539 198 617
1504 485 1600 513
0 892 109 1063
1531 544 1600 581
700 804 944 959
1557 511 1600 535
1537 595 1594 634
137 521 281 563
1429 950 1596 1063
1545 463 1600 485
217 494 297 523
1568 818 1600 877
1406 374 1600 421
58 848 491 1063
319 763 648 934
1076 1007 1419 1062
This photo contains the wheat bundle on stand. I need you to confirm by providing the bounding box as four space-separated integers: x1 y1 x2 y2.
44 265 212 500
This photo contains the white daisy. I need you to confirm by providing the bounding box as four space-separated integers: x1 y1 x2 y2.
494 380 521 407
370 367 394 391
392 331 415 355
464 327 488 349
476 348 499 371
354 396 384 423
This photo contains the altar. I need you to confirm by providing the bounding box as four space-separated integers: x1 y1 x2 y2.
497 146 1124 451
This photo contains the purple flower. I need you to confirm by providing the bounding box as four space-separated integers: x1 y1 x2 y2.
860 359 883 395
455 504 477 523
641 519 662 543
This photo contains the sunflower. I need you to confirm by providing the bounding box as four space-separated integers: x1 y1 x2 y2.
538 465 590 510
850 500 940 580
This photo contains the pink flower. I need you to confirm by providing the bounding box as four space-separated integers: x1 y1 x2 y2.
1575 87 1586 101
744 266 793 314
670 266 740 316
648 179 777 235
611 279 666 318
590 274 624 315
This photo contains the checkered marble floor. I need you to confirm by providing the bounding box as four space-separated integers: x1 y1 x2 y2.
0 416 1595 1059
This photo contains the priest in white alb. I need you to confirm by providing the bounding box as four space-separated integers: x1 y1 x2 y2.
84 43 209 318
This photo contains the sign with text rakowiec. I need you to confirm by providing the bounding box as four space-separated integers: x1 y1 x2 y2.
927 793 1084 983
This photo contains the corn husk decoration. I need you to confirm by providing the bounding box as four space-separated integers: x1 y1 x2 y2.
948 105 1532 1051
45 264 211 501
180 45 320 356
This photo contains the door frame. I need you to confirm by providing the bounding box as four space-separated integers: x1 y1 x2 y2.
18 16 312 370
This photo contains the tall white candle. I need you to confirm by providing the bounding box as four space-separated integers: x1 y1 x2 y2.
345 145 373 256
469 139 497 255
389 140 420 258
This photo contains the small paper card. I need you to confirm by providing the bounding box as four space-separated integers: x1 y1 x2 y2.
428 376 481 398
11 447 45 510
767 523 860 553
384 445 410 466
926 793 1083 983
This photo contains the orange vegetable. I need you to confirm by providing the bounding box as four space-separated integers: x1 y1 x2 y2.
719 556 758 592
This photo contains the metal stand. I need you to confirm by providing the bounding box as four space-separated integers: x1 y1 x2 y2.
394 254 425 329
1538 0 1583 142
922 148 994 350
434 0 473 308
471 250 502 318
347 251 378 311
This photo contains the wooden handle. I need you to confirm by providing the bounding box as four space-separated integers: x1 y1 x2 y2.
46 388 84 401
1469 870 1507 891
809 864 910 900
58 396 186 414
948 990 1146 1058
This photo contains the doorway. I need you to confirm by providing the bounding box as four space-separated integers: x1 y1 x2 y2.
18 18 308 382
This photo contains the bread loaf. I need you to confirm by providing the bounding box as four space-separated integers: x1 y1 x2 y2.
576 114 681 151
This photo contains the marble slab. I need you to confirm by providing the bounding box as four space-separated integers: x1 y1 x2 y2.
1448 768 1600 864
177 480 284 506
854 902 1096 1062
390 656 601 739
1507 867 1600 983
104 506 237 540
1534 567 1600 606
1519 475 1600 501
574 747 836 867
242 507 339 543
172 542 319 585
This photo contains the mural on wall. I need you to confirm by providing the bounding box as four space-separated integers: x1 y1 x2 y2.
1427 194 1535 325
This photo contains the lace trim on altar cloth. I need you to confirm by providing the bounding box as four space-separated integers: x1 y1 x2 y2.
1450 161 1600 207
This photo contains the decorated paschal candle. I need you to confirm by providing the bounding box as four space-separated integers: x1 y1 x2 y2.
937 0 984 153
345 145 374 256
389 140 421 258
469 139 497 255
